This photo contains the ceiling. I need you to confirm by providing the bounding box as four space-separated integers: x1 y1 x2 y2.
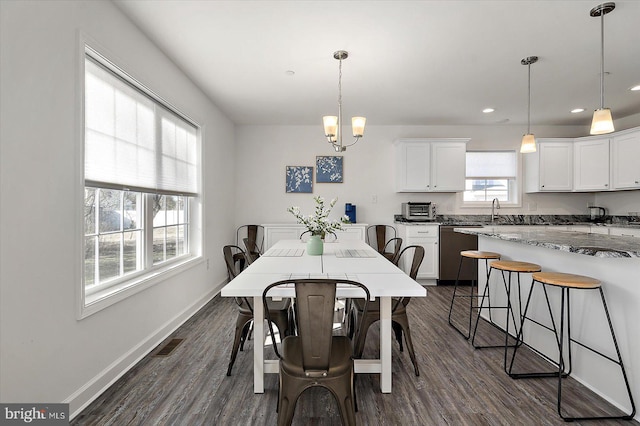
113 0 640 129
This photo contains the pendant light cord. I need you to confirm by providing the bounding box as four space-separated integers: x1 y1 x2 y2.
600 12 605 109
527 62 531 134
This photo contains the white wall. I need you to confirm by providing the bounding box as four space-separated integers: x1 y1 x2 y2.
0 0 235 416
234 124 617 226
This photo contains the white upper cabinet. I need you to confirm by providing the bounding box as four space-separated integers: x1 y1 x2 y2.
612 130 640 190
573 137 610 191
430 142 467 191
395 139 468 192
524 139 573 192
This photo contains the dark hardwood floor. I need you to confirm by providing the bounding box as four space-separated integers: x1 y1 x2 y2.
72 286 637 425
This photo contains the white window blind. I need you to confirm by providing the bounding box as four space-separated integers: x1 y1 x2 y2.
466 151 516 178
84 56 198 196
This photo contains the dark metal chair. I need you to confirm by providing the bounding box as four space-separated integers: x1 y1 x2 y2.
351 245 424 376
366 225 401 262
223 245 292 376
264 279 370 426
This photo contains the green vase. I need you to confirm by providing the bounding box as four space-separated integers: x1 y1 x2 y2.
306 234 324 255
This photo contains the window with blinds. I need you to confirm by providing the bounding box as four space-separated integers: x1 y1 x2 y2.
82 48 200 307
463 151 518 204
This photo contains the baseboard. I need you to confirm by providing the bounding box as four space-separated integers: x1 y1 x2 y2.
66 280 226 420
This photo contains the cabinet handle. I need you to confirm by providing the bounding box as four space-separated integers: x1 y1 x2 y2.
605 184 608 187
635 180 639 184
541 184 545 188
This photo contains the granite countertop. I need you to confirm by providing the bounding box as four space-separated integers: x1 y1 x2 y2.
454 226 640 258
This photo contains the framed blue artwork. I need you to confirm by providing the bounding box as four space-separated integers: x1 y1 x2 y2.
316 156 343 183
285 166 313 193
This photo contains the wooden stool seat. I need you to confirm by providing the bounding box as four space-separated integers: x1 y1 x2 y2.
532 272 601 289
460 250 501 260
491 260 541 273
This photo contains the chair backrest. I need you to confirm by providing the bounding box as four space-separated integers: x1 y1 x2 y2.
223 245 247 279
299 230 337 242
236 225 264 254
383 237 403 263
243 238 260 264
223 245 253 312
263 279 370 372
393 245 425 308
366 225 397 253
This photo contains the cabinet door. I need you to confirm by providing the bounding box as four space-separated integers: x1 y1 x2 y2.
608 227 640 238
538 142 573 191
417 239 438 279
612 131 640 189
264 227 303 250
574 138 610 191
430 142 466 191
395 142 430 192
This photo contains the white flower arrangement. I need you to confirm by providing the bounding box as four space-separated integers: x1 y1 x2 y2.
287 196 350 237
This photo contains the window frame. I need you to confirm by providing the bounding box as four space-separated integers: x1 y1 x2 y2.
461 150 521 208
78 41 203 319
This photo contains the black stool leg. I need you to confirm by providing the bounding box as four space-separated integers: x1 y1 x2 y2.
448 256 475 339
507 279 566 379
558 287 636 421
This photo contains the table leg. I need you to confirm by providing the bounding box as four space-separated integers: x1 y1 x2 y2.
253 295 264 393
380 296 392 393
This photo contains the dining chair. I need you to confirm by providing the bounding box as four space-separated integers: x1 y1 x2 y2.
263 278 370 426
366 225 401 262
223 245 292 376
351 245 424 376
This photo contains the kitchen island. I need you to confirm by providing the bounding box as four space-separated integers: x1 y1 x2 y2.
455 226 639 420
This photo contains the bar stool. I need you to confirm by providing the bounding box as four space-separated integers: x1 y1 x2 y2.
448 250 501 339
471 259 541 371
509 271 636 421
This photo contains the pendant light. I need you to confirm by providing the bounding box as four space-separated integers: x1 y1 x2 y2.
520 56 538 153
322 50 366 152
590 2 615 135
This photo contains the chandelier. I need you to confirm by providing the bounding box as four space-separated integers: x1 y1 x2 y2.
322 50 366 152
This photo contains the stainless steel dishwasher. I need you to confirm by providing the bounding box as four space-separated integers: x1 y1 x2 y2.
438 225 482 285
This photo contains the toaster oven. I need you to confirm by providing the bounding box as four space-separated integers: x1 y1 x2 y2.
401 202 436 221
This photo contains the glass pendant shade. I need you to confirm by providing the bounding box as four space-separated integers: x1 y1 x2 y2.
590 108 614 135
520 133 537 153
323 116 338 140
352 117 366 137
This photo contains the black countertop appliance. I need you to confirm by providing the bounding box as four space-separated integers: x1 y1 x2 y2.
438 225 482 285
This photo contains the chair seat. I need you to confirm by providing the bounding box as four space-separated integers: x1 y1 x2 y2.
352 298 405 315
238 298 291 316
280 335 352 377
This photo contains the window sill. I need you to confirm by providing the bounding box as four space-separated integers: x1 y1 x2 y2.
78 255 203 319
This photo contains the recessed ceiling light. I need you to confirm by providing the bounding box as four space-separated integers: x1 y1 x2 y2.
571 108 585 113
285 70 295 76
631 85 640 91
482 108 495 113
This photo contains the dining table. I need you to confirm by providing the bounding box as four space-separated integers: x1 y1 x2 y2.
220 238 427 394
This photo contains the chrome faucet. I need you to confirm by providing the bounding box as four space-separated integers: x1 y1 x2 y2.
491 198 501 223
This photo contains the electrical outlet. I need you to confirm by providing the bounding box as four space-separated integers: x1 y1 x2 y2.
206 258 210 269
